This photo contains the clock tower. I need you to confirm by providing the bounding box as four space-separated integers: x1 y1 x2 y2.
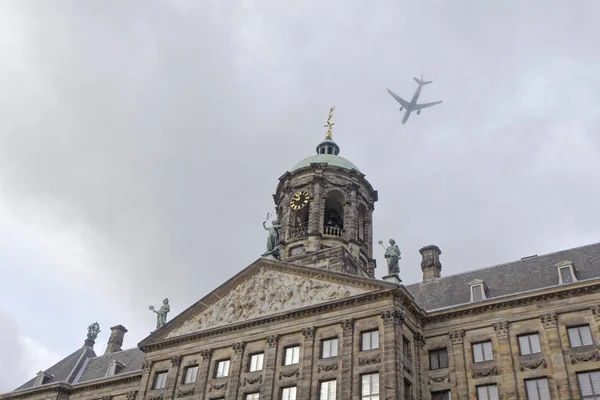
272 109 378 277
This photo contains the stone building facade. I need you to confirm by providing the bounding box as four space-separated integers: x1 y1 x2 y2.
3 132 600 400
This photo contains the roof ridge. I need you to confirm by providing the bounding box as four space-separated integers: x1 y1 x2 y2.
406 241 600 287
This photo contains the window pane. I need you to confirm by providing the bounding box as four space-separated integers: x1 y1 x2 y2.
246 394 259 400
431 392 450 400
519 335 531 355
153 372 167 389
184 366 198 384
440 349 448 368
285 346 300 365
489 385 498 400
477 386 489 400
483 342 493 361
372 331 379 349
430 351 439 370
560 267 573 283
581 326 594 346
250 353 264 372
320 380 336 400
472 285 483 301
525 380 539 399
537 379 550 400
530 334 542 354
282 387 297 400
473 343 483 362
216 360 230 377
579 373 594 396
569 327 583 347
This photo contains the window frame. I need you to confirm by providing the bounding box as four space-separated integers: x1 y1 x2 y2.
429 348 449 370
525 377 550 400
245 393 260 400
556 261 577 284
577 370 600 399
361 330 380 351
281 386 297 400
431 391 451 400
472 341 494 363
319 379 337 400
152 371 168 390
284 345 301 365
568 325 594 348
215 359 231 378
248 352 264 372
182 365 199 384
518 333 542 356
361 372 380 400
403 337 412 361
476 384 499 400
321 337 339 359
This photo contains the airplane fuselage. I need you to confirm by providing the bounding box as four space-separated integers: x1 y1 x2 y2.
401 85 423 124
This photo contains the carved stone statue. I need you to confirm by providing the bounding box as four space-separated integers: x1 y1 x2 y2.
383 239 401 275
87 322 100 341
149 298 170 329
262 212 282 259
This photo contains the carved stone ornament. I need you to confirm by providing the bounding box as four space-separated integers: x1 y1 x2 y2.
125 391 138 400
449 330 465 344
101 396 113 400
148 395 163 400
414 333 426 349
243 375 263 386
232 342 246 354
57 392 70 400
570 350 600 364
302 327 316 339
493 321 509 337
381 309 404 326
142 360 152 371
279 369 300 380
266 334 280 347
171 355 182 366
168 268 366 337
358 354 381 366
209 382 228 392
199 348 213 360
318 362 339 373
519 358 547 371
592 305 600 321
340 318 355 333
177 388 195 398
429 375 451 384
471 365 498 379
540 312 557 328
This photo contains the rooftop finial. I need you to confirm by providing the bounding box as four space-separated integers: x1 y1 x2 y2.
324 106 335 139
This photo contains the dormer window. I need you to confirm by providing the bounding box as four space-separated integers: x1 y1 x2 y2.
469 279 487 302
556 261 577 284
106 360 125 377
33 371 52 387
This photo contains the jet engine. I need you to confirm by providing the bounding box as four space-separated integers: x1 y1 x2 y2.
417 109 421 115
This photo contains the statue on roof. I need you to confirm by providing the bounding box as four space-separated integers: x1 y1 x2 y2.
380 239 401 275
87 322 101 341
262 212 283 259
324 106 335 139
149 298 170 330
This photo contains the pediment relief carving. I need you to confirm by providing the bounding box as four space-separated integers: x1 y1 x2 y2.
168 268 368 338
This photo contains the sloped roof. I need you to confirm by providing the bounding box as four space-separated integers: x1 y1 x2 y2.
75 348 145 383
406 242 600 311
15 345 96 391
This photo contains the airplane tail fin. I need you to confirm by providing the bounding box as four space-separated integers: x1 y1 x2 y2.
414 77 433 85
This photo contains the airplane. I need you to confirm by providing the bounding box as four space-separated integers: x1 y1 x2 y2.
387 75 443 124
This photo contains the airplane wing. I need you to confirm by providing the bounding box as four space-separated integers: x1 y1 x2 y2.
387 89 410 109
413 100 443 110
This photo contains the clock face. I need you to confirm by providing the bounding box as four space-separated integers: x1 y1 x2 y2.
290 191 310 210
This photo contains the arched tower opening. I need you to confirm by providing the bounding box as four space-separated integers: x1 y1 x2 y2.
289 204 310 239
324 189 345 238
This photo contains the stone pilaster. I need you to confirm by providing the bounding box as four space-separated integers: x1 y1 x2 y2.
492 321 517 399
227 342 245 400
309 176 324 234
300 327 316 400
165 356 182 400
261 335 280 400
414 333 425 400
346 183 359 240
449 330 468 400
381 309 405 400
140 360 154 400
340 319 355 400
540 313 571 399
195 349 212 400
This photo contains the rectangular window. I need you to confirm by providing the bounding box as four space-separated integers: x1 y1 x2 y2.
249 353 264 372
322 338 339 358
404 380 412 400
320 380 337 400
472 285 484 301
431 391 451 400
568 325 594 347
578 370 600 399
215 359 230 378
559 266 574 283
518 333 542 355
361 330 380 351
403 337 411 361
429 348 449 370
361 373 380 400
245 393 260 400
152 371 168 390
476 384 498 400
525 378 550 400
472 341 493 362
285 346 300 365
281 387 297 400
183 365 198 384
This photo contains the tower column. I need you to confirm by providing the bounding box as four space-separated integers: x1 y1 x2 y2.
226 342 245 400
540 313 572 399
493 321 517 399
381 309 405 400
449 330 468 400
340 319 355 399
195 349 212 400
261 335 279 399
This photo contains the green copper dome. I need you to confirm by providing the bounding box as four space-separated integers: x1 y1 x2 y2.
291 137 359 172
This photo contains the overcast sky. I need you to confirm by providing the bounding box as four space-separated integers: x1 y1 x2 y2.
1 0 599 391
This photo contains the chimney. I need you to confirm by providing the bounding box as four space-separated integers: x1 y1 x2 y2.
104 325 128 355
420 245 442 282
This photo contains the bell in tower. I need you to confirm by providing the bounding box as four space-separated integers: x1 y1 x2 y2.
271 108 378 278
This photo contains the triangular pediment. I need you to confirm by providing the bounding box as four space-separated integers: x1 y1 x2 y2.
144 258 394 344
